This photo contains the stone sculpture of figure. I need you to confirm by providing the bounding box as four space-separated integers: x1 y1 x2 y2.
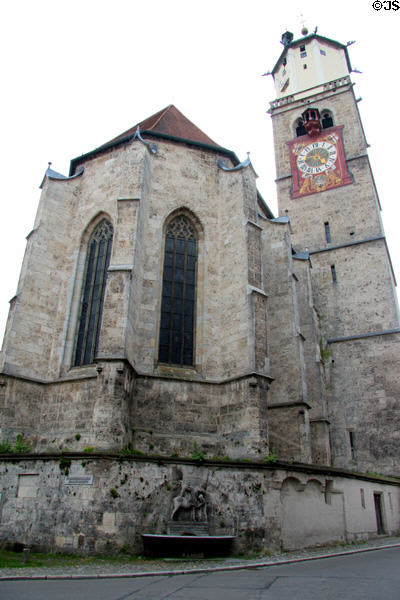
171 484 193 520
170 484 208 521
193 487 206 521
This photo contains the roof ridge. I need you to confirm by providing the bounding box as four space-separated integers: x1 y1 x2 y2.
147 104 174 131
73 105 220 163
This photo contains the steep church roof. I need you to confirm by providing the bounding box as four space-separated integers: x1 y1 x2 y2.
69 105 223 175
68 104 274 218
106 105 219 148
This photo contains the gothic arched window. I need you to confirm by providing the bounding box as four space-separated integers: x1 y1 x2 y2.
74 219 113 366
158 215 197 366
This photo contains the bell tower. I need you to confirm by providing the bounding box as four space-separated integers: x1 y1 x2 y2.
269 30 400 475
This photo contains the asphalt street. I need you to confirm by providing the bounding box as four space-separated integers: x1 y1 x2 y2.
1 547 399 599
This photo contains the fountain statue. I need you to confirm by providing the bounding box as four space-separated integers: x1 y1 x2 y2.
142 479 235 557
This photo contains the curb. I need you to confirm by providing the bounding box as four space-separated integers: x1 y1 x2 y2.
1 542 399 581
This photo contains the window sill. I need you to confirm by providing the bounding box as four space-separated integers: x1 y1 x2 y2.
155 364 201 379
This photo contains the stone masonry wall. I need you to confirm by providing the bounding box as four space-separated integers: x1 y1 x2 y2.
260 219 319 463
261 220 305 406
1 140 149 380
326 333 400 477
0 365 270 459
293 258 327 422
0 362 133 453
132 373 270 459
0 457 398 555
0 135 274 458
310 241 398 339
124 140 255 380
271 81 400 475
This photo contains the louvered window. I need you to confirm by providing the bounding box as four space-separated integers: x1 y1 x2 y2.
296 118 307 137
322 112 334 129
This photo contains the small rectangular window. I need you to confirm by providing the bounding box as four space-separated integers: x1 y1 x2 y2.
349 430 355 459
320 49 326 56
283 58 287 66
324 480 333 505
300 45 305 52
300 51 307 58
331 265 337 283
360 488 365 509
324 222 331 243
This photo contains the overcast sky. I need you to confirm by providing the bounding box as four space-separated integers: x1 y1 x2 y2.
1 0 399 343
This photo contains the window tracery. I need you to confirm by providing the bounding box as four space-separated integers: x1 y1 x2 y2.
74 219 113 366
158 215 197 366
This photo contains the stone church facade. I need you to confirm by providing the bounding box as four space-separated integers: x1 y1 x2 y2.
0 32 399 555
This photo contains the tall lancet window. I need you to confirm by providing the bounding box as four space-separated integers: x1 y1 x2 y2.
74 219 113 366
159 215 197 366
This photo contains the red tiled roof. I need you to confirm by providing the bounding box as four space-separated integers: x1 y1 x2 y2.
105 105 219 147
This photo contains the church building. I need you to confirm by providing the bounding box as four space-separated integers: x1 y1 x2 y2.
0 31 399 555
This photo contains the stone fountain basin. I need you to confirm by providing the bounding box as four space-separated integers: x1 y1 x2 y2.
142 533 236 558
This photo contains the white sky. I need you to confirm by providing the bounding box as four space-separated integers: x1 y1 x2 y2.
1 0 399 343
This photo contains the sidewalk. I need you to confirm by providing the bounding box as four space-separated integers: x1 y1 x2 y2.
1 535 400 580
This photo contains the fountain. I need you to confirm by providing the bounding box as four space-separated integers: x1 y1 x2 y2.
142 482 236 557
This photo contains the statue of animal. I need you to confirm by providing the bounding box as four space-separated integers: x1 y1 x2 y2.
171 485 193 520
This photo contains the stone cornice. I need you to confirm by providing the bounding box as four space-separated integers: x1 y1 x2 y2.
309 235 385 255
269 76 352 113
327 328 400 344
268 400 312 410
1 452 398 486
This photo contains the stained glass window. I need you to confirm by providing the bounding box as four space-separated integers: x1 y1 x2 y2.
74 219 113 366
158 215 197 366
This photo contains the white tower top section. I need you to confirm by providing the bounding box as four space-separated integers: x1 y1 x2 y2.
271 32 352 100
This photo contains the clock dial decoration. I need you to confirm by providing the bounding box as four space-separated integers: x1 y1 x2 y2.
288 125 353 198
296 142 337 174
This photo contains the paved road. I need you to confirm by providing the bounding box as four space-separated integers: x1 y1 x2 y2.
1 547 399 599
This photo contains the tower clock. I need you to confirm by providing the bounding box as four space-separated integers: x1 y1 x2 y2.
288 109 353 198
269 30 400 476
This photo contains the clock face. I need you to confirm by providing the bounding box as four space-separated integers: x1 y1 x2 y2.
288 126 353 198
296 141 337 175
